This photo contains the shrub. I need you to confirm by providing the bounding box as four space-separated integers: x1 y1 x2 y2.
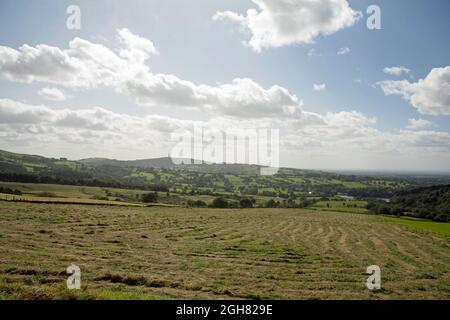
141 192 158 203
265 199 278 208
210 197 229 208
187 200 207 207
239 198 254 208
0 187 22 195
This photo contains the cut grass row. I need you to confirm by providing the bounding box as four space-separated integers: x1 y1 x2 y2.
0 202 448 299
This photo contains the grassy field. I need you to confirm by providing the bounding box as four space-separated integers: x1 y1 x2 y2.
381 216 450 237
0 181 146 200
0 193 147 207
0 202 449 300
0 181 299 207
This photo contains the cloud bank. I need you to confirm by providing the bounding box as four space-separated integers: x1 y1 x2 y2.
0 29 449 170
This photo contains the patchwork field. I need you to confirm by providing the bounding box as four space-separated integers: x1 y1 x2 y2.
0 202 449 300
0 193 146 207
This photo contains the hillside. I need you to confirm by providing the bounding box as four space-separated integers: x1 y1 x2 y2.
368 185 450 221
1 148 450 199
79 156 181 169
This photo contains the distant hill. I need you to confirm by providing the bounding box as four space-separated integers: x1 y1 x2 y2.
79 156 265 174
79 157 179 169
1 148 450 199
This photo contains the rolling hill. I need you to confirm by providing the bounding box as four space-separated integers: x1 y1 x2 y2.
1 148 450 199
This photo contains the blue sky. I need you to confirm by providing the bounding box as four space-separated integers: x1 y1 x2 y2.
0 0 449 171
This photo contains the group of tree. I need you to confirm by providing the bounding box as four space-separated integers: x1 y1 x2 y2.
0 172 170 193
265 198 316 208
0 186 22 195
208 197 256 209
186 199 207 207
367 185 450 222
141 192 158 203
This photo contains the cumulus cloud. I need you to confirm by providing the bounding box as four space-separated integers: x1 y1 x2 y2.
122 75 303 118
406 118 433 130
38 87 66 101
213 0 362 52
1 29 450 170
117 28 158 64
0 98 186 132
0 29 304 119
0 44 84 85
377 66 450 116
383 66 410 76
337 47 350 55
2 98 450 171
313 83 326 91
285 111 450 162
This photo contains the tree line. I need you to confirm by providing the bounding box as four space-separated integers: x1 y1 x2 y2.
367 185 450 222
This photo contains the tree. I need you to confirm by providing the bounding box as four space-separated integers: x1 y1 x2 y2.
141 192 158 203
211 197 229 208
187 200 207 207
239 198 253 208
265 199 278 208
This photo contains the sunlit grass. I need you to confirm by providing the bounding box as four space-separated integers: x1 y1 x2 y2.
381 216 450 237
0 202 448 299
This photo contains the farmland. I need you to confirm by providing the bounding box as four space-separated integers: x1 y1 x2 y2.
1 149 449 300
3 148 447 201
0 202 449 300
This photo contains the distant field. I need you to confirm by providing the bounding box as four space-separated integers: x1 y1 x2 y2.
0 193 147 207
0 202 448 299
0 181 289 207
0 181 146 200
0 182 183 207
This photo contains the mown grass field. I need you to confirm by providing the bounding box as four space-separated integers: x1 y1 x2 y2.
381 216 450 237
0 202 449 300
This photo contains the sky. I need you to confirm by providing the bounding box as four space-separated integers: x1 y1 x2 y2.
0 0 449 172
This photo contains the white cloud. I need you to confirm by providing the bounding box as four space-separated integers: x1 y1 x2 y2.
213 0 362 52
2 98 450 171
117 28 158 64
0 44 85 85
1 29 450 170
377 66 450 116
383 66 410 76
337 47 350 55
122 75 304 118
313 83 326 91
406 118 433 130
37 87 66 101
0 29 304 119
0 29 157 88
